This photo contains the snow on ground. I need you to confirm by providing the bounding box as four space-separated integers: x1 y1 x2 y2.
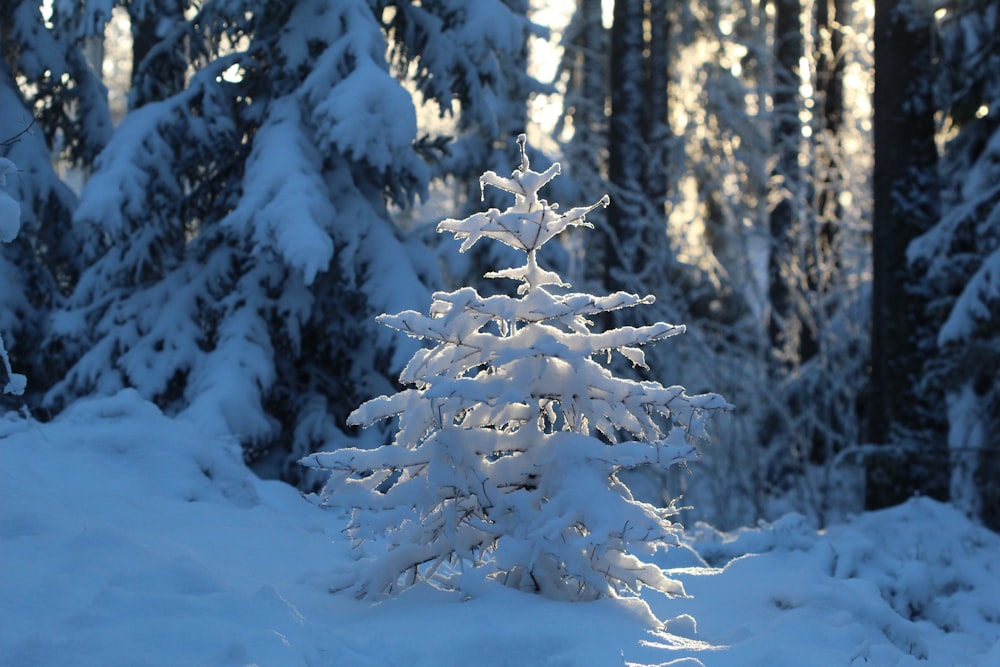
2 390 998 666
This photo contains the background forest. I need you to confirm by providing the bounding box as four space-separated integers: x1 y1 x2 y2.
1 0 998 534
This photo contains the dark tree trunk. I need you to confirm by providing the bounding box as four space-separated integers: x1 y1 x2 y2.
576 0 607 164
606 0 649 294
643 0 671 214
867 0 947 508
813 0 846 281
815 0 845 134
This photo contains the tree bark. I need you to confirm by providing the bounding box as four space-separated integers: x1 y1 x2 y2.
813 0 846 281
643 0 671 214
606 0 649 294
867 0 947 508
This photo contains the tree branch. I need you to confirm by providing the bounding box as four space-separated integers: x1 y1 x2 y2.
0 118 37 149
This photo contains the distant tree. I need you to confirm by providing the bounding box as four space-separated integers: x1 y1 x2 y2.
302 137 728 600
768 0 806 361
811 0 848 301
759 0 871 524
557 0 607 192
867 0 947 508
643 0 875 526
668 0 768 325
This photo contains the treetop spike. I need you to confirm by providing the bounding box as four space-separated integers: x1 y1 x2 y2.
516 134 529 173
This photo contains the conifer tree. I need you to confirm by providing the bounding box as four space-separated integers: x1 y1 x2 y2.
1 11 87 398
910 0 1000 529
0 156 27 397
42 0 535 485
302 137 728 601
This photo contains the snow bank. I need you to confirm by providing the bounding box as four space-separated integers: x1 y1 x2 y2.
2 391 998 666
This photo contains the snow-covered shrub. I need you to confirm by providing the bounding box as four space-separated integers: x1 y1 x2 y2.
0 157 26 396
302 137 729 601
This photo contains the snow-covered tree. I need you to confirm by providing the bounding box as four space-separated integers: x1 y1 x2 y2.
302 136 728 600
390 0 554 300
910 0 1000 530
43 0 535 485
0 157 27 397
1 11 87 399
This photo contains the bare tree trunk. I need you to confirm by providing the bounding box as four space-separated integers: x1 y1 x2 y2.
866 0 947 508
644 0 671 216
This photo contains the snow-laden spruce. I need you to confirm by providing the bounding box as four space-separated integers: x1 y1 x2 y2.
0 157 26 396
302 137 729 601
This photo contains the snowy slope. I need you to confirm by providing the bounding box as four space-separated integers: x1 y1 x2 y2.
2 390 998 666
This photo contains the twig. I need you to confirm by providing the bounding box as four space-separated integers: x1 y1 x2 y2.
0 118 37 149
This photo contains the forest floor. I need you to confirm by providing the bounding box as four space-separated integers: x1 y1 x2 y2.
2 390 998 667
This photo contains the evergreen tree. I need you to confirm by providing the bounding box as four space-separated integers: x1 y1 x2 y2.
0 156 27 397
43 0 535 485
910 0 1000 529
757 0 872 524
1 9 85 401
556 0 607 194
302 137 728 600
394 1 551 301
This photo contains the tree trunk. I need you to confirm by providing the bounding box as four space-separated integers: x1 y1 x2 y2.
867 0 947 508
812 0 846 286
643 0 670 215
572 0 607 168
606 0 649 294
768 0 804 360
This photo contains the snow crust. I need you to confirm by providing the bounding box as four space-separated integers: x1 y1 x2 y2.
2 391 998 666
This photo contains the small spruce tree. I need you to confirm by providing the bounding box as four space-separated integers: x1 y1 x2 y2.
302 136 728 601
